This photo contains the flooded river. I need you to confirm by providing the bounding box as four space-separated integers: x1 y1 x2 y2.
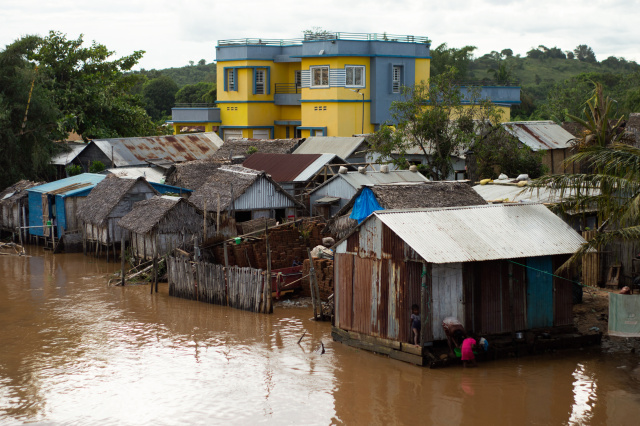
1 247 640 425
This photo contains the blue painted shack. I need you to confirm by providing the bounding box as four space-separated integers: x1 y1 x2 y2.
27 174 106 238
331 203 587 365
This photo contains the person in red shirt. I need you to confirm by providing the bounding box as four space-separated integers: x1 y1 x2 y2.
461 335 478 368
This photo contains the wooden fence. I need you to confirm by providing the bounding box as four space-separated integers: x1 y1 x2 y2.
168 257 271 313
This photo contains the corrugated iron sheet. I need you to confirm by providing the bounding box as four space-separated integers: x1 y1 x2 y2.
28 173 105 197
502 121 575 151
51 144 88 165
375 204 586 264
294 154 341 182
293 136 366 159
341 170 429 188
473 183 599 204
242 153 322 182
232 176 297 210
106 167 167 183
92 132 223 167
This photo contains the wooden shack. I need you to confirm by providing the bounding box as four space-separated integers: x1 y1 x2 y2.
118 196 214 260
77 176 158 257
188 165 303 237
332 203 587 365
0 180 43 239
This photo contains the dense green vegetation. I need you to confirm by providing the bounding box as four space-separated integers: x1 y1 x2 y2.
431 43 640 122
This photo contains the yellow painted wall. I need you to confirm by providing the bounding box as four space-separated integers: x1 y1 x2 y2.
415 58 430 85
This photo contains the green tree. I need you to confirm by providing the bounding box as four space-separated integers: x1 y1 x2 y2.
369 68 503 181
486 52 514 83
142 75 178 120
175 82 216 104
574 45 597 63
0 35 61 189
31 31 158 140
529 84 639 267
430 43 476 79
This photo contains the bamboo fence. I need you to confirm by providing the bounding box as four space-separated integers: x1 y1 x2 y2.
168 256 271 313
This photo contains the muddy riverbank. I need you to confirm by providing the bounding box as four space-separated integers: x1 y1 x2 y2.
1 247 640 425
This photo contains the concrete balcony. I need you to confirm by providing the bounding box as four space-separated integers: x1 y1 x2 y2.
171 104 221 123
274 84 301 106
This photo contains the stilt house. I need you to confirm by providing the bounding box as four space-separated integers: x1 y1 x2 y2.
118 196 214 260
76 176 159 254
332 203 587 365
188 165 303 236
0 180 43 237
27 173 106 239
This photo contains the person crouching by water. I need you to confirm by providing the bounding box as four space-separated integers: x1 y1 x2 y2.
442 317 466 356
411 304 421 347
461 335 478 368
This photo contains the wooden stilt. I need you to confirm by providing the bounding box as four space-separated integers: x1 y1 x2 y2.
121 231 126 287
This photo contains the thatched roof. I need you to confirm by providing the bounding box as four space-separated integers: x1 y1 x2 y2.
189 165 302 212
0 180 43 206
77 176 156 225
165 160 224 190
118 196 182 234
212 139 300 161
325 182 487 238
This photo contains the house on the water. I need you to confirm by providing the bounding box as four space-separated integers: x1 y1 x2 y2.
118 196 214 261
325 181 487 239
76 176 159 257
242 153 352 199
331 203 587 365
27 173 106 239
309 167 429 219
0 180 43 238
188 165 302 235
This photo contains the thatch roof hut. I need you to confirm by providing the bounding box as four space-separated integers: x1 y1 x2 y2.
118 196 213 260
164 160 223 190
212 139 300 162
0 180 43 234
325 182 487 239
77 176 158 248
189 165 302 232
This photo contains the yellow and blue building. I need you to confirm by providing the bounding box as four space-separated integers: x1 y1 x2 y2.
172 32 520 139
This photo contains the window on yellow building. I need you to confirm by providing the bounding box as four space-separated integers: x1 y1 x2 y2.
255 69 265 94
311 66 329 88
345 65 365 88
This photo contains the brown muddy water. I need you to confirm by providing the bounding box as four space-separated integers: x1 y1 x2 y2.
1 247 640 425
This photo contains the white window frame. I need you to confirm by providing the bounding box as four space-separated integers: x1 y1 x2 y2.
228 69 236 91
310 66 329 88
392 65 402 93
255 69 265 94
345 65 365 88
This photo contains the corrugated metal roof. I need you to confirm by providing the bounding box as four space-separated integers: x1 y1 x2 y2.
91 132 223 167
472 183 599 204
50 144 88 165
105 167 167 183
373 203 586 263
293 136 367 158
340 170 429 188
242 153 322 182
28 173 105 197
502 121 575 151
294 153 342 182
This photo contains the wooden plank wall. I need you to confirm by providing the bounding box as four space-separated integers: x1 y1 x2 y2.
168 257 269 313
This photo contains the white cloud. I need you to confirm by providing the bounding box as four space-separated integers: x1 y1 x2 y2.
1 0 638 69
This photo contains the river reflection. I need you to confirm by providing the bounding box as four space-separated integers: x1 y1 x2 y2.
1 247 640 425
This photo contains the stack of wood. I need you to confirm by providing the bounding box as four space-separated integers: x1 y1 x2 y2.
211 220 327 269
301 258 333 300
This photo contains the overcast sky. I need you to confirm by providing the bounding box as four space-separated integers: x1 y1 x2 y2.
2 0 639 70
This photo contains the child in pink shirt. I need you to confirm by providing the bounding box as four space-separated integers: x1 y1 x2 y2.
461 337 477 368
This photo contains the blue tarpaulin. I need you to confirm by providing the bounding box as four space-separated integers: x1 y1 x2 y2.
350 187 384 224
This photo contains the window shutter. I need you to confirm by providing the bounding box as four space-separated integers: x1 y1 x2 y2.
233 69 238 91
224 68 228 91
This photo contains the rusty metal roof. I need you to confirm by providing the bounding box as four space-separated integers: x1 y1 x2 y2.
242 153 322 182
502 121 576 151
372 203 586 263
91 132 223 167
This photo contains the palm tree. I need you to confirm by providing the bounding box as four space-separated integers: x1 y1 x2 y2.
529 83 640 268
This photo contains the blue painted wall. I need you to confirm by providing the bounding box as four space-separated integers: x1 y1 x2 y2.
526 256 554 329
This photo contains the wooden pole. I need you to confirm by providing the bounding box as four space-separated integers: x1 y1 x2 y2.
420 263 428 348
121 231 126 286
224 240 229 307
306 248 318 320
203 201 207 241
265 221 272 314
17 206 23 248
106 224 110 263
154 233 159 293
217 194 221 232
508 262 516 340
